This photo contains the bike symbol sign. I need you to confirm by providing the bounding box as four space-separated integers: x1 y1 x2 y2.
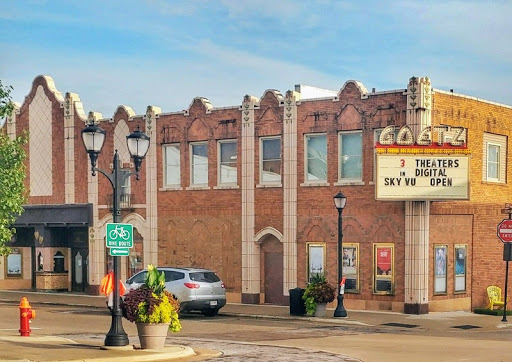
106 223 133 248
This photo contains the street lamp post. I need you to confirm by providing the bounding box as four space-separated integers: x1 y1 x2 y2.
81 122 150 346
333 191 347 318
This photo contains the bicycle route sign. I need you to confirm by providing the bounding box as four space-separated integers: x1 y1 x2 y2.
106 223 133 248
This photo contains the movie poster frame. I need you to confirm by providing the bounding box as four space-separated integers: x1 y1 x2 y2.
342 243 359 293
454 244 467 293
373 243 395 295
434 244 448 295
306 242 326 283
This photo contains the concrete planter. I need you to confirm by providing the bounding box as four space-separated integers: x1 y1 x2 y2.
136 322 170 349
314 303 327 317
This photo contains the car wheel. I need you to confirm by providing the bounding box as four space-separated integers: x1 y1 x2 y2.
202 309 219 317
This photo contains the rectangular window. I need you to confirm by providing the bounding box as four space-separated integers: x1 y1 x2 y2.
260 137 281 184
434 245 447 295
305 134 327 182
120 168 131 207
343 243 359 293
373 243 394 295
191 142 208 185
483 133 506 183
454 245 467 293
339 131 362 181
6 248 22 278
164 144 181 187
218 140 237 184
487 143 500 181
307 243 325 283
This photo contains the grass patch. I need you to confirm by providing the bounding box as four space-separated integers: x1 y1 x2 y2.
474 308 512 316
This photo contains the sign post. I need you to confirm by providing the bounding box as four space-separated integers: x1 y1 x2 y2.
497 207 512 322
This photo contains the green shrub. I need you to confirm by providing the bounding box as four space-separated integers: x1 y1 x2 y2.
302 273 336 316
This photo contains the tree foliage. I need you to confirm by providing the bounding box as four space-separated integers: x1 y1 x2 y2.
0 81 27 255
0 80 15 120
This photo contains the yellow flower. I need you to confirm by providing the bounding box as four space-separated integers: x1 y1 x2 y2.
147 264 154 272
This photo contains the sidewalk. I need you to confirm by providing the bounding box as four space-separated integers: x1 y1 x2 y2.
0 290 510 361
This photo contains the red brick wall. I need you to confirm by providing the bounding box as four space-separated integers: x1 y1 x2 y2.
431 91 512 309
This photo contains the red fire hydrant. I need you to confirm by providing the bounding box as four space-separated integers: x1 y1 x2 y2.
19 297 36 337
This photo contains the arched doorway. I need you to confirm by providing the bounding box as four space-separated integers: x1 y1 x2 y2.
260 235 286 305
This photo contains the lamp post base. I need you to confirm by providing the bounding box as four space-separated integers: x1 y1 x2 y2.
333 294 347 318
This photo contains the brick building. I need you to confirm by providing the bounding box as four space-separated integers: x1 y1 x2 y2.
1 74 511 313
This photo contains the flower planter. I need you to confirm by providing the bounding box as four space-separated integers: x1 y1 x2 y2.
136 322 170 349
314 303 327 317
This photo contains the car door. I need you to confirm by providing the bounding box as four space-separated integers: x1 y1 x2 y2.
163 270 187 301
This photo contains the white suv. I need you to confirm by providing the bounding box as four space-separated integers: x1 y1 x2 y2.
125 267 226 317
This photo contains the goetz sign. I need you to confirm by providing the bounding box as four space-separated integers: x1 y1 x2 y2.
497 219 512 243
378 125 466 147
376 154 470 201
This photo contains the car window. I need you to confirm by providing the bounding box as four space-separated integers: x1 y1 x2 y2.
164 270 185 282
131 271 147 283
189 272 220 283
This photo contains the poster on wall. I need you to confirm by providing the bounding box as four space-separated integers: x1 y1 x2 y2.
307 243 325 283
455 245 467 293
6 248 22 277
342 244 358 292
434 245 447 294
376 246 392 276
373 244 394 294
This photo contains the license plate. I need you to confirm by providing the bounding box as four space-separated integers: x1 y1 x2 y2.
210 300 218 306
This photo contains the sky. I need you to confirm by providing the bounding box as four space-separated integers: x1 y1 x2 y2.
1 0 511 118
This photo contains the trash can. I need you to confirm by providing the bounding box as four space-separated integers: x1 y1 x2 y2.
289 287 306 316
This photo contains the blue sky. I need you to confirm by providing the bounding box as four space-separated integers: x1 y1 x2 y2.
1 0 511 117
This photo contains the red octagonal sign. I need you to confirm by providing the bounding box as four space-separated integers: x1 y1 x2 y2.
497 219 512 243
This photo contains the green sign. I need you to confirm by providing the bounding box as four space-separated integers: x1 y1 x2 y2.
106 223 133 248
109 248 130 256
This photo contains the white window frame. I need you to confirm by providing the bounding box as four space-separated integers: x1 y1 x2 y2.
163 144 181 188
487 143 500 182
259 136 282 186
338 130 362 182
217 139 238 186
189 141 208 186
304 133 327 183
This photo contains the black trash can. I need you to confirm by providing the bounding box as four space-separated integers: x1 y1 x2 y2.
289 287 306 316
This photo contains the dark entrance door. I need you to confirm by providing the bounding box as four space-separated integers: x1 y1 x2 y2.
72 248 89 292
261 236 285 305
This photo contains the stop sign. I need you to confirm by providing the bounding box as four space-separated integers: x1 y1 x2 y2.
497 219 512 243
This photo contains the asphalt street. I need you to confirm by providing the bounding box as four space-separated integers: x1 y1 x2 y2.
1 291 512 361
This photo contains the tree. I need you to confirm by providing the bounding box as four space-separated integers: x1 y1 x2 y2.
0 80 27 255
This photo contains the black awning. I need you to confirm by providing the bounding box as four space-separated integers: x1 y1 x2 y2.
13 204 93 227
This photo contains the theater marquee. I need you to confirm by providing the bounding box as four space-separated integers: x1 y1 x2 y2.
376 153 470 200
375 125 470 201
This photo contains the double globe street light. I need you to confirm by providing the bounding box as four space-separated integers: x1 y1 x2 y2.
81 121 150 346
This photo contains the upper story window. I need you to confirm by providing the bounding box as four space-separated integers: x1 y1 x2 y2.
305 134 327 182
218 140 237 185
163 144 180 187
260 137 281 184
190 142 208 185
339 131 362 181
487 144 500 180
483 133 506 183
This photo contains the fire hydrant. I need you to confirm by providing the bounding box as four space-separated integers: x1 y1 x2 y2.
19 297 36 336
